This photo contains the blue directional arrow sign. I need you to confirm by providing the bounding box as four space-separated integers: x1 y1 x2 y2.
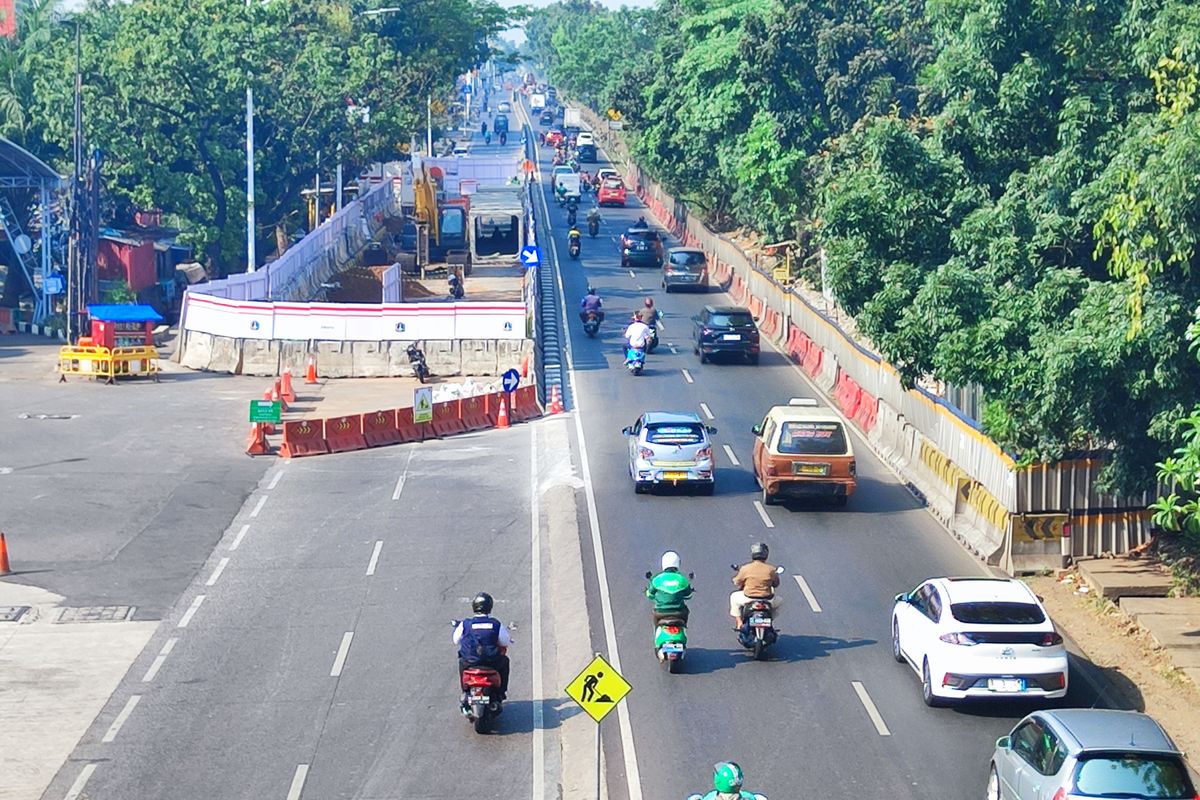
520 245 540 267
501 368 521 393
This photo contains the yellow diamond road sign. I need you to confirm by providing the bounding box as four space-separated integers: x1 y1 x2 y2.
565 654 631 723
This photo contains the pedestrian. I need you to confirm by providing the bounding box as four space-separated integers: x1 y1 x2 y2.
481 120 488 136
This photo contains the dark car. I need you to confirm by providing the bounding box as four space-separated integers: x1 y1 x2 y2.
565 126 581 146
493 114 509 134
539 109 554 125
620 227 664 269
692 305 760 364
576 143 597 163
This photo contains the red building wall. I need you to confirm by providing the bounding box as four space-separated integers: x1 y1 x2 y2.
98 239 157 292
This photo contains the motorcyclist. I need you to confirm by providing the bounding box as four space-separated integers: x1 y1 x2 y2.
481 120 488 135
587 206 602 226
567 225 582 255
566 201 578 227
698 762 761 800
453 592 511 699
730 542 781 631
635 297 660 327
623 316 652 361
645 550 692 628
631 215 648 230
484 130 492 145
579 285 604 323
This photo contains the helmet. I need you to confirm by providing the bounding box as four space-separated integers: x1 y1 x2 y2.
660 550 680 572
750 542 769 561
644 297 654 308
471 592 494 614
713 762 744 793
587 285 596 295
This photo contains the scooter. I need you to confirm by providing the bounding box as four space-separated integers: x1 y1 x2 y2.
568 237 581 259
625 345 646 375
451 620 505 734
406 343 430 383
732 564 785 660
688 794 767 800
645 570 693 674
566 206 578 227
646 326 659 353
588 217 599 237
583 311 601 338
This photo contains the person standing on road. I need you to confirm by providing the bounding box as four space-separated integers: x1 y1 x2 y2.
453 592 511 699
729 542 781 630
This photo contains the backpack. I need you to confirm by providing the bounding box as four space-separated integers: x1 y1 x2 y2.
459 616 502 665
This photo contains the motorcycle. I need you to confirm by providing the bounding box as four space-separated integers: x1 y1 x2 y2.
732 564 785 660
568 237 581 259
687 794 767 800
406 343 430 383
587 217 599 238
583 311 601 338
646 326 659 353
645 570 693 674
566 206 578 227
451 620 505 734
625 345 646 375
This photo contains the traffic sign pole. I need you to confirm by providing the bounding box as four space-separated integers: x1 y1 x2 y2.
595 712 601 800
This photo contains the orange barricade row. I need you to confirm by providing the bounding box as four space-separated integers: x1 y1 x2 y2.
281 420 328 458
325 414 368 453
460 394 492 432
362 409 404 447
802 343 823 378
748 296 763 320
510 385 543 422
432 400 467 437
395 406 429 443
854 393 879 433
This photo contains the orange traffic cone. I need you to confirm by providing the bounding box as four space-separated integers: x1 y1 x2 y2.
520 355 529 378
496 397 510 429
0 532 11 575
261 388 276 434
305 355 318 385
272 378 289 412
245 423 270 456
548 385 564 414
280 366 297 403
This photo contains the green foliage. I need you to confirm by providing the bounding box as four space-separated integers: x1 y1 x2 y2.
101 279 137 305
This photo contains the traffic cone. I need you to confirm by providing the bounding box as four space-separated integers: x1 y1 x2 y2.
496 397 510 429
245 423 270 456
280 366 297 403
0 532 10 575
305 355 318 385
520 354 529 378
261 388 276 434
272 378 289 412
548 385 564 414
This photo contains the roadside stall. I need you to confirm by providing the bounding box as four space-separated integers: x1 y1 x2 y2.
58 304 163 384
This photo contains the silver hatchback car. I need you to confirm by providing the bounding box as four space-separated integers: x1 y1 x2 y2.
988 709 1196 800
623 411 716 495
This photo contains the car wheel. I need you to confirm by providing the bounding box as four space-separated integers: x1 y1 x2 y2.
748 353 760 365
986 765 1001 800
832 495 848 508
922 659 945 707
698 351 708 364
698 482 714 496
663 284 672 293
891 619 904 663
634 482 650 495
761 487 775 506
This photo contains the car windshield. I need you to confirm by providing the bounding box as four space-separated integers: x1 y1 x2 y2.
646 424 705 445
777 421 848 455
709 312 754 327
670 251 705 268
1073 754 1193 798
950 602 1046 624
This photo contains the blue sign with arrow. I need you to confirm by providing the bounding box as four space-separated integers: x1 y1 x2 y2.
520 245 540 268
501 368 521 393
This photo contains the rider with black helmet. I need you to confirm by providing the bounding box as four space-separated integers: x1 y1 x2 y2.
729 543 781 630
453 592 512 698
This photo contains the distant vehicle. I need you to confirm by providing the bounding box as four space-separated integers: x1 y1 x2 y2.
692 304 759 365
598 178 627 207
751 398 853 505
545 127 566 147
596 168 619 183
623 411 716 495
576 131 595 147
539 110 554 126
987 709 1194 800
524 72 536 86
662 247 707 292
492 114 509 134
497 101 512 113
620 227 664 269
530 93 546 111
565 126 581 147
453 141 470 157
576 143 597 163
552 167 581 201
564 107 582 127
892 576 1068 707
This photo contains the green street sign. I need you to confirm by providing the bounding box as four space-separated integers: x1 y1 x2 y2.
249 400 282 424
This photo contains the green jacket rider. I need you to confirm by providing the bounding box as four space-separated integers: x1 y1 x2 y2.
699 762 761 800
646 550 693 624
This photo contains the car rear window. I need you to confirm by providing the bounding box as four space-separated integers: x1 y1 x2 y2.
1073 754 1193 798
950 602 1046 624
603 179 624 189
670 251 706 268
646 424 705 445
627 230 659 242
709 312 754 327
777 421 848 455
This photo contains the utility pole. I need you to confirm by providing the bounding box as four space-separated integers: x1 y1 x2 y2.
427 93 433 156
67 20 82 341
245 0 257 273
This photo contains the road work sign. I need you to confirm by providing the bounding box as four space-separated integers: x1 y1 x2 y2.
565 654 630 723
413 387 433 424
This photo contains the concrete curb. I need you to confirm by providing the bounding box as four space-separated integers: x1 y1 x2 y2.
14 320 66 341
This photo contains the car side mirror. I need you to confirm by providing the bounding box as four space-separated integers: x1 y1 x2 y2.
688 572 695 579
753 316 759 322
894 593 907 604
996 736 1011 750
775 565 785 574
706 426 717 434
622 426 632 435
751 423 763 436
644 571 653 580
730 563 738 571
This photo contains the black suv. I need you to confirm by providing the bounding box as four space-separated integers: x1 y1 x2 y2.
692 305 760 364
539 109 554 125
620 227 665 269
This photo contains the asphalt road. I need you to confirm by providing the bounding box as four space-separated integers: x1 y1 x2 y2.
524 101 1105 800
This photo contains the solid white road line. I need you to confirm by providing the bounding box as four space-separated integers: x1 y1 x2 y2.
852 681 892 736
230 524 250 551
681 369 694 384
792 575 822 613
101 695 141 743
365 541 383 577
249 495 268 518
205 557 230 587
141 637 179 683
530 424 545 800
699 402 714 420
391 474 406 501
267 470 284 490
63 763 97 800
753 500 775 528
286 764 310 800
177 594 205 629
722 444 740 466
330 632 354 677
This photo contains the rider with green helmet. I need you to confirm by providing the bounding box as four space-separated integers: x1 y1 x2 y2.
645 550 693 627
695 762 761 800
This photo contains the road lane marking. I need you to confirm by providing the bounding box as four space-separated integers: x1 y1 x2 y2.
267 471 284 490
101 694 141 743
699 402 714 420
852 681 891 736
670 345 678 354
63 763 97 800
330 632 354 677
530 424 545 800
230 524 250 551
793 575 822 613
392 447 415 501
681 369 694 384
753 500 775 528
142 637 178 682
249 495 268 518
177 594 205 628
722 444 740 466
628 269 636 279
286 765 310 800
365 541 383 576
205 557 230 587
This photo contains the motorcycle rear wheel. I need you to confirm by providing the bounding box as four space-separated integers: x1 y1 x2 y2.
753 638 766 661
667 656 681 674
473 714 488 734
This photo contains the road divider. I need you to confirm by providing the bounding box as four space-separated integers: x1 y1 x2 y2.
722 444 740 466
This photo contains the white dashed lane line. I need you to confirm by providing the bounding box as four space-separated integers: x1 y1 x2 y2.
366 541 383 576
63 763 98 800
267 470 284 490
101 695 141 743
722 444 740 466
205 557 230 587
249 495 268 518
330 632 354 677
286 765 310 800
852 681 892 736
176 595 206 629
391 474 406 501
141 637 179 683
753 500 775 528
793 575 822 613
628 269 636 279
681 369 694 384
699 402 714 420
230 524 250 551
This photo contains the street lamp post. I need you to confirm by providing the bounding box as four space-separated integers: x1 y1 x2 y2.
245 0 256 274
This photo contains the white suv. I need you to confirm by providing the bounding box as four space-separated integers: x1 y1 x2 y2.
891 576 1068 706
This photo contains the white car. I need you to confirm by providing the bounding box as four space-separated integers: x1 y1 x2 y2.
891 576 1068 706
596 168 619 183
576 131 595 147
498 101 512 113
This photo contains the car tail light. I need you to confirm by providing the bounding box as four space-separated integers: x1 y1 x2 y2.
696 446 712 460
849 460 857 476
1048 672 1066 689
1040 632 1063 646
639 447 654 459
939 632 978 646
663 626 681 635
766 464 777 476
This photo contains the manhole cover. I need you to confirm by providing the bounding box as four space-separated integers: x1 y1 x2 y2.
54 606 135 623
0 606 30 623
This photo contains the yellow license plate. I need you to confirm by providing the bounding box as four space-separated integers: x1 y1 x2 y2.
797 464 828 476
663 472 688 480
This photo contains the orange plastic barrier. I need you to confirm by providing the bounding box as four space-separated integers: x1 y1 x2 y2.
748 296 763 320
802 343 823 377
0 307 15 334
432 400 467 437
362 409 404 447
460 394 491 432
853 393 879 433
834 372 863 419
325 414 367 454
395 407 429 443
510 386 543 422
280 420 328 458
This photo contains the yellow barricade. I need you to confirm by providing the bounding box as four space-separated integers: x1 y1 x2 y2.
59 345 160 384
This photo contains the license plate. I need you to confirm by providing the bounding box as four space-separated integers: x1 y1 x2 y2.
660 643 684 653
748 614 769 626
663 471 688 480
987 678 1025 692
795 463 829 476
722 333 740 340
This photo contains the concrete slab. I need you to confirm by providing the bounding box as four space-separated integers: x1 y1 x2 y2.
1077 557 1172 599
1135 613 1200 651
1120 597 1200 618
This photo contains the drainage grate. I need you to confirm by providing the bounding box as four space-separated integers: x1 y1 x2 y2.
0 606 30 622
54 606 135 623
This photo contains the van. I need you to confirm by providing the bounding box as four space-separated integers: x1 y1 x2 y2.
751 399 857 506
662 247 708 292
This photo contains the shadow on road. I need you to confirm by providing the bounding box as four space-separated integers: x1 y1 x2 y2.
484 697 584 736
683 633 877 674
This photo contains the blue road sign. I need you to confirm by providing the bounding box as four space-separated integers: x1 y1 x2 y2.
520 245 540 267
501 368 521 393
43 275 64 295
